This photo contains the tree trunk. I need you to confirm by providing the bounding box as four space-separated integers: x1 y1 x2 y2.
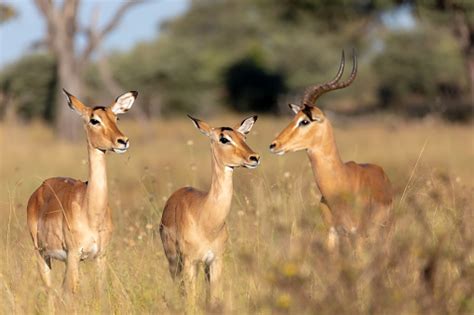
33 0 144 141
56 58 83 140
52 1 82 141
467 53 474 106
449 7 474 106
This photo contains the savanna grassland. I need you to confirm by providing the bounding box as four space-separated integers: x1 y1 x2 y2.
0 115 473 314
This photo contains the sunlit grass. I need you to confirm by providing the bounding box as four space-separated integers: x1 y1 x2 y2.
0 115 473 314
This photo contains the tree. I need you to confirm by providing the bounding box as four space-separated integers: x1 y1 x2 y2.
373 28 465 115
0 54 57 122
412 0 474 105
33 0 144 140
224 56 286 112
108 0 470 119
112 0 369 115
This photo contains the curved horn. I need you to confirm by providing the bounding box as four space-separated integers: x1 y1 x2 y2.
327 50 346 86
302 49 357 106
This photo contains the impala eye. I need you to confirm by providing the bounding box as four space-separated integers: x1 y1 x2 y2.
90 118 100 126
219 137 230 144
299 119 310 127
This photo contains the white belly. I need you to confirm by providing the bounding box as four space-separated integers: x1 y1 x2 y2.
80 243 99 260
202 249 215 265
44 249 67 261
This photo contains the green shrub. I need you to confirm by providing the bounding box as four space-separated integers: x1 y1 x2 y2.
0 54 57 121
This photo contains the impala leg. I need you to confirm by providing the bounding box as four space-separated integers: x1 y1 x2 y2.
168 255 185 298
95 254 110 312
95 255 107 294
320 199 338 251
181 259 197 308
319 199 333 228
63 252 80 295
327 226 339 251
206 258 223 306
168 256 183 283
62 252 80 314
36 252 55 312
370 205 393 244
36 251 52 288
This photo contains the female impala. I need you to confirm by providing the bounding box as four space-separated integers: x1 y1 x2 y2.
270 51 392 249
160 115 260 305
27 89 137 294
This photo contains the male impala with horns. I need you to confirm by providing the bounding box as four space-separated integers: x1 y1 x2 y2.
270 50 393 249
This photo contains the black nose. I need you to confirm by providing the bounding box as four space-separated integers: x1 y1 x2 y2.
249 155 260 163
269 142 276 150
117 138 129 146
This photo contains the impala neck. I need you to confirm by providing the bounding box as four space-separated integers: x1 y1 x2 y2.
307 122 346 198
202 148 234 233
85 141 108 228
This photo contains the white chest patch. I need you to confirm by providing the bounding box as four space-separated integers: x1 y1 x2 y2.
202 250 215 265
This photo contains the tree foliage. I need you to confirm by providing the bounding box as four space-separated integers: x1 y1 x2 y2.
112 0 369 115
373 27 465 112
0 0 472 123
32 0 145 140
224 55 286 112
0 54 57 121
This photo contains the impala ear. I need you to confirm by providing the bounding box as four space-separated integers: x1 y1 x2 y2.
62 89 89 118
187 115 212 136
111 91 138 114
288 103 302 115
235 115 257 135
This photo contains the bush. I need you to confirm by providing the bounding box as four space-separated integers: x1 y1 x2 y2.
0 54 57 121
224 56 286 112
373 27 466 117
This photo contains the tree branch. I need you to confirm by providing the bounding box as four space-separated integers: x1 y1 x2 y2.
33 0 53 19
97 50 123 96
61 0 80 37
81 0 145 64
33 0 57 51
453 9 471 52
101 0 145 38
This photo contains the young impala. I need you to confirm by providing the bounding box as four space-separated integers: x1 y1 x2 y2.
270 51 392 249
160 115 260 305
27 89 137 295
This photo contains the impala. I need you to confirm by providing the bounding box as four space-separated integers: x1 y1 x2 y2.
160 115 260 305
26 89 137 295
270 51 392 249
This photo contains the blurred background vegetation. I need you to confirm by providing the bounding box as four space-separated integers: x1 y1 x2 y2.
0 0 473 140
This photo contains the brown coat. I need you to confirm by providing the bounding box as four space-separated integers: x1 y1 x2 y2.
26 90 137 294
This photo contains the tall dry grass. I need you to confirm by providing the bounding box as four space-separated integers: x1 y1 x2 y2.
0 115 473 314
